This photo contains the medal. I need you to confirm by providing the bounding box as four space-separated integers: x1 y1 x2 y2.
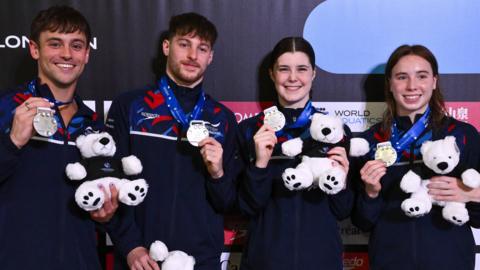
33 107 57 137
186 120 209 147
375 141 397 167
263 106 286 131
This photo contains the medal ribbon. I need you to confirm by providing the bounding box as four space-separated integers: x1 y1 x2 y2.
157 76 206 128
27 79 74 106
274 101 315 139
390 106 430 153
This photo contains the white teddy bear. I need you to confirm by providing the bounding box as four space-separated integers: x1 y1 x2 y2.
149 240 195 270
65 130 149 211
400 136 480 225
281 113 370 194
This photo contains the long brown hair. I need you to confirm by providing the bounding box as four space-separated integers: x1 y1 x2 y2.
381 44 446 137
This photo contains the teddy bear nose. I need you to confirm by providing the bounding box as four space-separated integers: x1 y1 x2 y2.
437 162 448 171
321 128 331 136
99 137 110 145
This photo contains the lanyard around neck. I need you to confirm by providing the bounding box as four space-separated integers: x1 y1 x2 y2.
27 79 74 107
157 76 206 128
391 106 431 153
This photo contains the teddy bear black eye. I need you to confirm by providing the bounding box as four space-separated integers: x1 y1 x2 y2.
448 156 452 159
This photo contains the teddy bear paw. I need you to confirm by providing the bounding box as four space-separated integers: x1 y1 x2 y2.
400 170 422 193
281 138 303 157
282 168 313 191
443 204 469 226
122 155 143 175
401 198 431 218
75 184 105 211
65 162 87 180
462 169 480 188
119 179 148 206
318 169 346 195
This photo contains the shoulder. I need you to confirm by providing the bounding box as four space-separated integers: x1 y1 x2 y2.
111 87 153 106
358 122 384 141
238 114 262 140
204 95 235 119
442 116 479 144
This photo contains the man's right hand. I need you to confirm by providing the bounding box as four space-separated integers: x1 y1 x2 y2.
10 97 53 148
253 124 277 168
127 246 160 270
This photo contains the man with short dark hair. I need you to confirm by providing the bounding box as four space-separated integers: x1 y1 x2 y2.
0 5 116 269
106 12 239 270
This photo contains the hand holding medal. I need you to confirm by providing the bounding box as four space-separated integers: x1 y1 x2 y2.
10 97 54 148
263 106 286 132
186 120 210 147
374 142 398 167
33 107 58 137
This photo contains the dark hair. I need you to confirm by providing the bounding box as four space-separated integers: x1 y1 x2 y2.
30 5 91 45
381 44 446 136
168 12 217 47
269 37 316 70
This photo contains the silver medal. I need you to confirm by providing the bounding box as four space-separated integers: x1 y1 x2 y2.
263 106 286 131
186 120 209 147
374 141 397 167
33 107 57 137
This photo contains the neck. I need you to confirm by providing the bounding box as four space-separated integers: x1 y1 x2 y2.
38 75 76 102
166 70 202 89
398 107 428 123
278 98 309 109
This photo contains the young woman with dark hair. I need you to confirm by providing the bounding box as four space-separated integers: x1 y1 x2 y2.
237 37 353 270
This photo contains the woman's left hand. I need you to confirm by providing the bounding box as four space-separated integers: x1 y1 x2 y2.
327 146 349 175
428 176 473 203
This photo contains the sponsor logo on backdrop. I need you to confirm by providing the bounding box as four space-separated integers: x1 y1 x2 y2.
343 253 369 270
221 101 273 123
0 35 98 49
313 102 385 132
446 102 480 130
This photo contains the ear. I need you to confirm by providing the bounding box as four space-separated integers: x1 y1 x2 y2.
207 50 214 65
444 136 459 153
162 39 170 57
312 67 316 80
420 140 432 155
29 40 40 60
433 75 438 90
84 47 90 64
311 113 321 122
76 135 86 147
269 68 274 82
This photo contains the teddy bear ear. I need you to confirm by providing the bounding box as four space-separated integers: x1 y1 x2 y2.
76 135 86 147
420 140 432 155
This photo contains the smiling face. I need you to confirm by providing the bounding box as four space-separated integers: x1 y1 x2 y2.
163 33 213 88
29 30 90 94
270 52 316 109
389 54 437 121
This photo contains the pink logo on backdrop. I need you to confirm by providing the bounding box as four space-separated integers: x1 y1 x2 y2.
221 101 273 123
446 102 480 130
